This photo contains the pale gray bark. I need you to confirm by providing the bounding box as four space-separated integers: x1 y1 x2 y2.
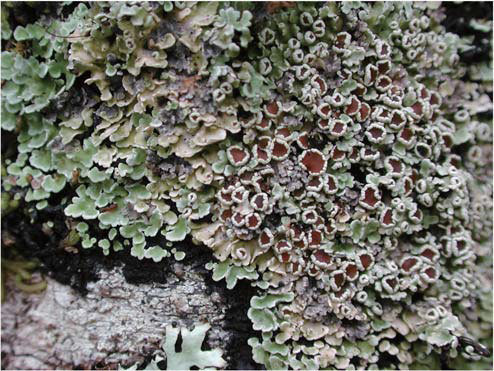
1 265 229 370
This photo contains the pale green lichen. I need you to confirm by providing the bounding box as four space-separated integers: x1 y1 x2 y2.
1 1 492 370
119 322 226 370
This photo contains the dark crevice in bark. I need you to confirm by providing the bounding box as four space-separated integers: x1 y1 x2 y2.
204 276 265 370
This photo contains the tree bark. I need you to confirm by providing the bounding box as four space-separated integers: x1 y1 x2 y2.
1 265 230 370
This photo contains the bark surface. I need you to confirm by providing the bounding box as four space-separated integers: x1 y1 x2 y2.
1 266 229 370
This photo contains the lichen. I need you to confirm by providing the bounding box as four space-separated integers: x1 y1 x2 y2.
1 1 492 370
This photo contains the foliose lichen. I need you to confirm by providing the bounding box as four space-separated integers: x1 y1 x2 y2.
120 322 227 370
1 1 492 369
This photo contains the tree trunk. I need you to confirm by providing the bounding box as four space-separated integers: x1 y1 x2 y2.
2 265 231 370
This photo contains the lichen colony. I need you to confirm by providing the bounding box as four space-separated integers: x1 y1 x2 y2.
1 2 492 370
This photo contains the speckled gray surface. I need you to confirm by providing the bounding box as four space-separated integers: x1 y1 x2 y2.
1 266 228 370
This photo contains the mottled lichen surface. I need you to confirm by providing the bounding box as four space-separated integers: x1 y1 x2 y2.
1 1 493 370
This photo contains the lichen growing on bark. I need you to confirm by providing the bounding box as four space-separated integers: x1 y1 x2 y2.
1 1 492 370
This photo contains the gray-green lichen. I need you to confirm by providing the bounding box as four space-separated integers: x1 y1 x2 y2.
121 323 227 371
1 1 492 370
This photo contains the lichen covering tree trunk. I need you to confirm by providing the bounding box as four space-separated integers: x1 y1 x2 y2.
1 1 493 370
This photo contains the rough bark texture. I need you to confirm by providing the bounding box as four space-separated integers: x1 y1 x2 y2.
1 266 229 370
1 198 260 370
